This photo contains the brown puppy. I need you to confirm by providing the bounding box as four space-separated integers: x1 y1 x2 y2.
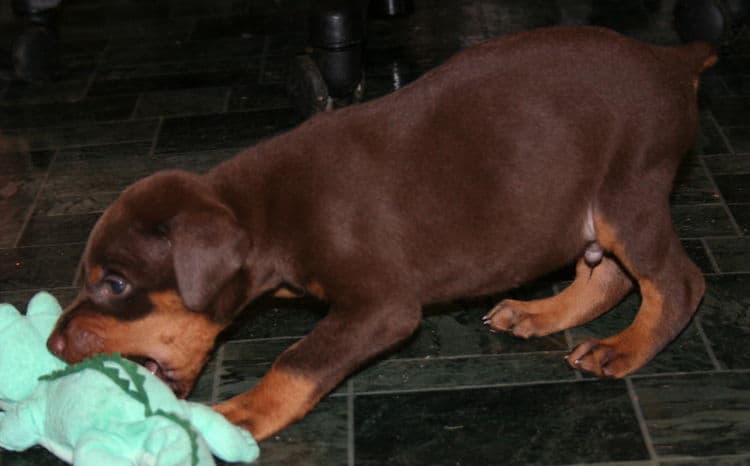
47 26 715 440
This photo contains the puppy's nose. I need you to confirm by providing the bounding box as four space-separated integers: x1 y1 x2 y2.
47 332 66 357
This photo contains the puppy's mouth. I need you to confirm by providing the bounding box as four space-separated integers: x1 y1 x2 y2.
126 355 189 398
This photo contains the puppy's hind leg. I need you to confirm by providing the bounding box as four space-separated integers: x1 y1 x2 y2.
483 252 633 338
566 208 705 378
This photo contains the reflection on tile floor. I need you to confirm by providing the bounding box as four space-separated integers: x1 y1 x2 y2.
2 0 750 464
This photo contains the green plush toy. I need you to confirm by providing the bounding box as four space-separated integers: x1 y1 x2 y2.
0 292 259 466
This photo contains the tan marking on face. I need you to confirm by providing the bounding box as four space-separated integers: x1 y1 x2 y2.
305 280 326 300
88 265 104 286
213 366 318 441
273 286 303 299
56 290 226 397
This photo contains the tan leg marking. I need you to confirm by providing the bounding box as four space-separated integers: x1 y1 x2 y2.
213 366 318 441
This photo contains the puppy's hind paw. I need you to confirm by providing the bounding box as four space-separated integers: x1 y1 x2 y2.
566 337 645 378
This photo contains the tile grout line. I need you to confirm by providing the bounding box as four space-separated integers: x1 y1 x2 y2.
347 379 355 466
72 252 85 288
339 366 750 398
660 452 750 464
693 315 723 370
700 237 723 273
211 344 226 404
148 116 165 157
13 150 58 248
79 37 112 101
222 87 232 113
130 93 143 120
257 36 271 85
625 377 659 462
697 151 744 238
706 109 735 154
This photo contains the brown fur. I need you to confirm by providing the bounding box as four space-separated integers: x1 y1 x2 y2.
47 27 713 440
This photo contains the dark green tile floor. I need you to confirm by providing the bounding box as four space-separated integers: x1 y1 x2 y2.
1 0 750 464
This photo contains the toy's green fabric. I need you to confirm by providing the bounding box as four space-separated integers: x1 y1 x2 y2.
0 292 259 466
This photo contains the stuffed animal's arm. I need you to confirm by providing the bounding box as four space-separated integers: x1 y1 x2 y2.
180 401 259 463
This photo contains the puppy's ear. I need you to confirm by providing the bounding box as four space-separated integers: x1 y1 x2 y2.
169 208 249 312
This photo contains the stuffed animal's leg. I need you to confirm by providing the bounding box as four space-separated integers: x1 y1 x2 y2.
0 406 41 452
180 401 259 463
73 431 139 466
74 418 204 466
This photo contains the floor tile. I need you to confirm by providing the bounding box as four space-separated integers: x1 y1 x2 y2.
723 75 750 97
0 243 84 292
1 72 93 106
352 351 575 393
354 381 649 465
729 204 750 235
168 0 252 21
227 82 292 112
9 119 159 151
62 17 195 44
241 397 349 466
704 154 750 176
671 155 721 205
134 87 230 118
188 357 218 404
220 297 328 340
661 456 750 466
43 148 236 201
682 239 716 274
633 372 750 459
88 62 251 96
154 109 299 154
17 213 100 247
714 174 750 204
698 274 750 370
0 149 55 249
215 338 297 400
671 204 737 238
0 447 67 466
705 238 750 273
710 97 750 128
192 13 303 40
0 96 137 130
0 287 78 311
723 127 750 154
399 301 569 359
101 37 265 67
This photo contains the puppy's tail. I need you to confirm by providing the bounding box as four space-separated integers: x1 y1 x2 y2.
681 40 718 74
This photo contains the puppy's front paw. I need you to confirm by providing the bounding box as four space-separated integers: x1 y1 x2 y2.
482 299 541 339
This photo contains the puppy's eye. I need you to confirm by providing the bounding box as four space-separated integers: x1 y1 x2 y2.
103 274 128 295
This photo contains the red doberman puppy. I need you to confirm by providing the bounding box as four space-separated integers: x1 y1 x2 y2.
48 26 715 440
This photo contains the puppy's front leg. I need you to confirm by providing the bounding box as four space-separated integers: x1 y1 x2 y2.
214 299 421 440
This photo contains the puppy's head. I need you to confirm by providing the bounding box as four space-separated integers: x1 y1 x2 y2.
47 170 250 397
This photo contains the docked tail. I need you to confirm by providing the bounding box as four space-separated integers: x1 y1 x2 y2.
675 41 717 91
686 40 719 72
